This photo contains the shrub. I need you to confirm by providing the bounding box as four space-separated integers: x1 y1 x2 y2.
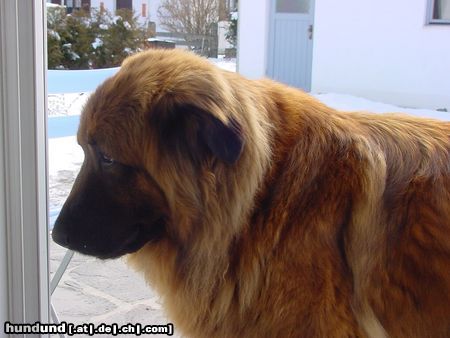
225 12 237 48
47 6 152 69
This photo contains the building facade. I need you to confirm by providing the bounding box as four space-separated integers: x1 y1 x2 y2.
238 0 450 110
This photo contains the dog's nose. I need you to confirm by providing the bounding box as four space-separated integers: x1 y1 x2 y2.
51 225 70 248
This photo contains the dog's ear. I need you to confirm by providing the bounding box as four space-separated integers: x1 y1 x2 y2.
151 102 244 165
200 112 244 165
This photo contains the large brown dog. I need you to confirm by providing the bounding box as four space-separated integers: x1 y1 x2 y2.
52 49 450 337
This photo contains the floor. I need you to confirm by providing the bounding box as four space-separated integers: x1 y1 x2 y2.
50 240 181 337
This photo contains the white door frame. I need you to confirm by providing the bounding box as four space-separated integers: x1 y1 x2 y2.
0 0 49 335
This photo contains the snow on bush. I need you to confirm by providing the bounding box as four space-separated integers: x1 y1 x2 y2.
47 7 153 69
92 37 103 49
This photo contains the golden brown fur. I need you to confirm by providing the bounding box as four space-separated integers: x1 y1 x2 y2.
80 50 450 337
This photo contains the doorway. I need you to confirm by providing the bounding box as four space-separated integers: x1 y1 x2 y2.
268 0 315 91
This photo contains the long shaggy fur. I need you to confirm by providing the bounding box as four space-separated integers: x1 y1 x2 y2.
84 50 450 337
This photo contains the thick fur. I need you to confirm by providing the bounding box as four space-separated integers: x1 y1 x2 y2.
56 50 450 337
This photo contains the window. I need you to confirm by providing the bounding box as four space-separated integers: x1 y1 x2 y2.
276 0 310 14
117 0 132 10
142 3 147 17
66 0 82 8
81 0 91 10
427 0 450 24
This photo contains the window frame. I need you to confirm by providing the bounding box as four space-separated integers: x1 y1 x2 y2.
0 0 49 334
426 0 450 24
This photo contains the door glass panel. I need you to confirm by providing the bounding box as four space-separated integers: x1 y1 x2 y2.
276 0 310 13
433 0 450 20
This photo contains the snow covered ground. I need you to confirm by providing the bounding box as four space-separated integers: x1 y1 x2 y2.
314 93 450 121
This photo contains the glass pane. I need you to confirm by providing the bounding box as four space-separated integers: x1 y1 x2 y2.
276 0 310 13
433 0 450 20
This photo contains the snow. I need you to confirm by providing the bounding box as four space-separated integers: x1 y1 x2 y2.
92 37 103 49
48 136 84 211
61 43 80 60
123 21 131 29
314 93 450 121
209 56 237 72
48 93 89 116
49 136 84 176
69 51 80 60
48 29 61 41
46 3 62 8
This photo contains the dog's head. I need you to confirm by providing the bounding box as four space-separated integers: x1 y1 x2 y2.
52 50 246 259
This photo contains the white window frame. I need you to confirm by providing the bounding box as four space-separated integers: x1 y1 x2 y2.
0 1 49 336
426 0 450 24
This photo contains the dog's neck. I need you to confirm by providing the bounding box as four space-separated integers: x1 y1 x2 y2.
128 77 327 335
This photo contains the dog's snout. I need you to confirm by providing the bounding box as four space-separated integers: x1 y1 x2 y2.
51 224 70 248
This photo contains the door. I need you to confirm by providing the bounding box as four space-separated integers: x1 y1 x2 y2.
268 0 315 91
117 0 132 10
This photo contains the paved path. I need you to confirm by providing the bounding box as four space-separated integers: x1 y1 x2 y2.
50 240 182 337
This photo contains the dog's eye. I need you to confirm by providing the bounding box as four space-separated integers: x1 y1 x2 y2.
99 152 114 166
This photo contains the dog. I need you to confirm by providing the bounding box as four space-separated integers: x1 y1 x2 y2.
52 49 450 337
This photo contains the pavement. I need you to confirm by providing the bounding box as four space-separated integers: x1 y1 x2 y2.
50 240 182 337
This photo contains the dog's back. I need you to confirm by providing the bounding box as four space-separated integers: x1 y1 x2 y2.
251 83 450 337
349 113 450 337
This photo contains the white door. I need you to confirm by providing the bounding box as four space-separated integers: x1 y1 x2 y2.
268 0 315 91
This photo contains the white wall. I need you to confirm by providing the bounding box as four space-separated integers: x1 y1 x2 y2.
237 0 270 79
132 0 148 24
312 0 450 110
148 0 165 31
91 0 115 11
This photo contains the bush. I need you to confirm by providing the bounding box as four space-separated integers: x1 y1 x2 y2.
47 7 153 69
225 12 237 48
